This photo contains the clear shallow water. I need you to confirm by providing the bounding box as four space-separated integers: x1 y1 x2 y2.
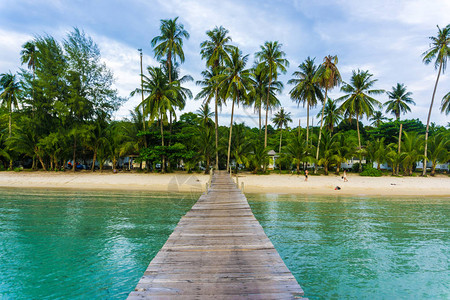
247 194 450 299
0 188 198 299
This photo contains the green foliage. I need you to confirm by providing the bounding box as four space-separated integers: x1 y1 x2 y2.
360 167 382 177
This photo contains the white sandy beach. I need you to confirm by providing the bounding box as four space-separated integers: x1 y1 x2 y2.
0 171 448 196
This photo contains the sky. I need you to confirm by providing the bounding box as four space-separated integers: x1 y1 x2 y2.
1 0 449 127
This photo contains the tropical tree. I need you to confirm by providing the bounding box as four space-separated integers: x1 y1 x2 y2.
200 26 233 170
255 41 289 148
250 66 282 133
151 17 189 83
369 111 388 127
427 132 449 176
288 57 323 145
20 41 37 107
441 91 450 115
215 47 253 171
0 72 21 138
196 103 214 129
401 131 424 176
421 24 450 176
334 133 355 174
385 83 415 175
337 69 383 171
272 108 292 155
317 132 338 175
138 66 181 173
317 98 342 134
285 131 311 174
365 138 388 170
312 55 341 173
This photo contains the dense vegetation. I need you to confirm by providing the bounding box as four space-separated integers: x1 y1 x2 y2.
0 22 449 176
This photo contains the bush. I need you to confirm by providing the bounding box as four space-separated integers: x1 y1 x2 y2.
360 167 382 177
13 167 22 172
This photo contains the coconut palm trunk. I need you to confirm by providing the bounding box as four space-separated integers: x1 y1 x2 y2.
259 104 262 133
356 114 362 172
422 61 442 176
160 114 166 173
72 136 77 172
315 88 328 173
227 97 236 172
396 122 403 175
306 104 309 147
214 89 219 170
91 149 97 172
264 81 271 148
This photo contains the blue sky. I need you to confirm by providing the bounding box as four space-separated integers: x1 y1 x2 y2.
1 0 449 127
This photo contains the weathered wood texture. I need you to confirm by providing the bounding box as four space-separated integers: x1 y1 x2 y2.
128 171 305 299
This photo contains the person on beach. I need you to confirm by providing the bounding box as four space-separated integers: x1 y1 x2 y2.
343 170 348 182
304 169 308 181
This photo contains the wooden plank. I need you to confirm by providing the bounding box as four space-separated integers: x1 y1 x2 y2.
127 171 304 299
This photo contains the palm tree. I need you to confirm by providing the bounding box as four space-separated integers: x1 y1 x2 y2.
250 66 283 133
316 98 342 134
337 69 383 171
288 57 323 147
20 41 37 108
365 138 388 170
427 132 449 176
401 131 424 176
421 24 450 176
441 91 450 115
285 131 311 174
151 17 189 83
255 41 289 148
196 103 214 129
200 26 233 170
0 72 21 138
385 83 415 175
317 132 338 175
369 111 388 127
139 66 181 173
334 133 355 174
272 108 292 155
215 47 253 172
312 55 341 172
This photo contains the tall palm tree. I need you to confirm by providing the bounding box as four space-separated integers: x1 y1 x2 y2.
369 111 388 127
441 91 450 114
20 41 37 108
312 55 341 173
250 66 282 133
196 103 214 129
337 69 383 171
0 72 21 138
255 41 289 148
138 66 181 173
151 17 189 83
272 108 292 155
288 57 323 147
421 24 450 176
316 98 342 134
215 47 253 171
200 26 233 170
385 83 415 175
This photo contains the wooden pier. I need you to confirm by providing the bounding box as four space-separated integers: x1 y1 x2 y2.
128 171 304 299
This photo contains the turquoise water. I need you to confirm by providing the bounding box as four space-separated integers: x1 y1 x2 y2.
1 189 449 299
247 194 450 299
0 188 198 299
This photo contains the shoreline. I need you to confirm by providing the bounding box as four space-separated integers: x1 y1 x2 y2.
0 171 449 197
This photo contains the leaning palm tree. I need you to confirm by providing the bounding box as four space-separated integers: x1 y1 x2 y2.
288 57 323 147
214 47 253 172
421 24 450 176
272 108 292 158
255 41 289 148
337 69 383 172
151 17 189 83
200 26 233 170
385 83 415 175
312 55 341 173
441 91 450 115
